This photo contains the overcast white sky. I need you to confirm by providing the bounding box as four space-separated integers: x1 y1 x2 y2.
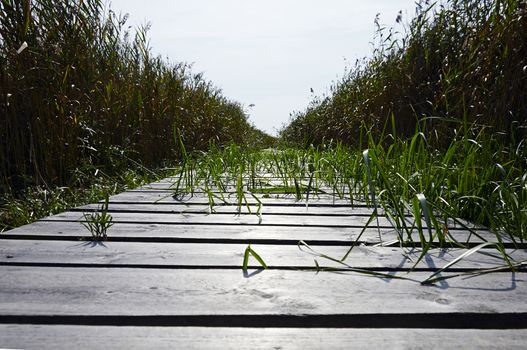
108 0 418 135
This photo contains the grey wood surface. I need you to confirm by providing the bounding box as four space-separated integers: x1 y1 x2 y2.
1 267 525 316
3 325 526 350
5 221 501 245
77 202 382 215
1 239 523 269
41 211 427 228
1 175 524 348
1 325 526 350
108 190 358 204
133 182 357 191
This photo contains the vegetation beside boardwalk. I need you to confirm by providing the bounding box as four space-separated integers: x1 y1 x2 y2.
278 0 526 238
281 0 527 146
0 0 274 192
0 0 274 230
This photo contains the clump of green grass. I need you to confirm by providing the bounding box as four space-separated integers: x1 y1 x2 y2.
169 126 526 241
81 193 113 240
168 141 365 214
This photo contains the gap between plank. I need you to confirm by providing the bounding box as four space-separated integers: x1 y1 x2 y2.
1 261 524 273
37 218 477 231
2 234 523 248
70 208 387 217
1 313 526 329
103 201 370 208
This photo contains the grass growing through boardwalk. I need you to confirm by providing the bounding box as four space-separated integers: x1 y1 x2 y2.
169 127 526 283
242 245 268 273
170 128 526 242
2 0 524 284
81 193 113 240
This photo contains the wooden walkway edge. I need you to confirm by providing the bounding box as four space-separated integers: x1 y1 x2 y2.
1 177 526 349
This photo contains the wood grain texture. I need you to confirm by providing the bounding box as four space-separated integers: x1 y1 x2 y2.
1 239 523 269
0 266 525 316
76 203 381 216
41 211 418 228
40 210 487 234
133 183 356 192
5 221 500 245
1 325 526 350
108 190 357 204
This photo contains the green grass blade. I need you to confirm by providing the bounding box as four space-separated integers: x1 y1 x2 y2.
242 245 251 272
421 242 498 285
249 247 268 269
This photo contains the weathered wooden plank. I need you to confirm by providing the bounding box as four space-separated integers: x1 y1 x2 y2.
133 186 360 195
136 179 354 188
4 221 504 245
157 176 347 183
140 176 361 191
135 188 352 196
40 211 481 232
132 191 358 202
1 240 523 269
155 176 354 184
77 203 381 216
99 194 492 231
156 174 342 179
41 211 404 227
109 190 357 204
0 267 525 316
0 325 525 350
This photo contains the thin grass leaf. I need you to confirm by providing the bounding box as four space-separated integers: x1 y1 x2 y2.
16 41 28 54
409 193 436 270
421 242 499 285
242 245 251 272
249 247 268 269
341 210 377 261
242 244 267 271
417 193 434 243
422 260 527 285
298 241 413 280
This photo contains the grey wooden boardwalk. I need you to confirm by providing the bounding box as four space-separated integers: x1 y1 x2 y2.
1 177 526 349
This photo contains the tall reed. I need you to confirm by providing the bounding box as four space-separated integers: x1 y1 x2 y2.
280 0 527 147
0 0 273 195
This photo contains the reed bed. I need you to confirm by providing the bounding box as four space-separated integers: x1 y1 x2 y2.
280 0 527 147
0 0 273 228
0 0 273 196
